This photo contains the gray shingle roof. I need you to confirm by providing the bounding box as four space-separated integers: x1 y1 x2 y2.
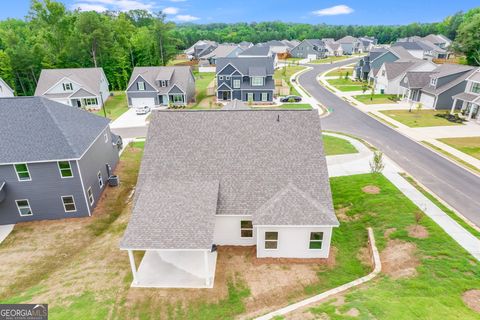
34 68 106 97
238 45 271 57
468 69 480 82
127 66 193 94
384 61 416 80
216 57 275 76
401 71 438 89
336 36 358 43
0 97 110 164
393 42 424 51
122 110 337 249
387 46 415 60
201 45 241 59
422 65 476 95
452 92 480 103
120 179 219 250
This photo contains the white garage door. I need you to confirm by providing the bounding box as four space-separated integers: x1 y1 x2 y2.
307 54 317 61
131 97 155 108
419 93 435 108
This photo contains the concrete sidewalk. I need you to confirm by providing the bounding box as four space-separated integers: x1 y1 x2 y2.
325 132 480 260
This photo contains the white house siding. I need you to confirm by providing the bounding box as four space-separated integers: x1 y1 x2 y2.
256 226 333 259
156 250 215 279
419 92 436 108
213 215 256 246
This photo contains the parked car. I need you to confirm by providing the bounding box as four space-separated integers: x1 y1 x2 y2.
135 106 151 115
280 95 302 103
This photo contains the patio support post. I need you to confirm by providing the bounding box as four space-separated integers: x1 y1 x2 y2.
451 98 458 114
204 250 210 287
468 104 475 120
128 249 138 284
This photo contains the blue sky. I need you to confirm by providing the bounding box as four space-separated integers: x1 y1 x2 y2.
1 0 478 24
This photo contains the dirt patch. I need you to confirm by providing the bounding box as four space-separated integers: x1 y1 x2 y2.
330 295 345 306
407 225 429 239
335 206 360 222
362 185 380 194
384 227 397 239
463 290 480 313
345 308 360 317
380 239 420 279
357 246 373 269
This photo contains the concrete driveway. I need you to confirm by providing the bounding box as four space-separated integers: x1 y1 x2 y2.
110 108 149 138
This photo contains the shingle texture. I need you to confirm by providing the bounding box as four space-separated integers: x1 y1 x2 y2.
216 57 275 76
121 109 338 249
34 68 105 97
121 180 219 250
0 97 109 164
127 66 193 94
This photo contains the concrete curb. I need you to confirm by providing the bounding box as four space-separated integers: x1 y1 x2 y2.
289 67 330 117
255 227 381 320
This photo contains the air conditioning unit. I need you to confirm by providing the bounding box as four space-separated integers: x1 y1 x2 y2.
108 175 120 187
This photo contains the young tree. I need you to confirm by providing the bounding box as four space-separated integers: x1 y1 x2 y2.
370 151 385 174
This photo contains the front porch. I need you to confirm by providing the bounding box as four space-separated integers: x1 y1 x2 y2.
451 93 480 123
128 249 217 288
159 93 187 106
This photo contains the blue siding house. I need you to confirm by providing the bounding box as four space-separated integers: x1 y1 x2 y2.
0 97 120 225
215 57 275 103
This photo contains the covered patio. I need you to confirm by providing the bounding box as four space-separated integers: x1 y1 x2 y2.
120 179 220 288
451 92 480 123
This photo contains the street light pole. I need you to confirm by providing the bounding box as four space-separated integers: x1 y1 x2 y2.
100 91 107 118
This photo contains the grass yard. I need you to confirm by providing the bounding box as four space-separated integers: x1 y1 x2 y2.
326 78 368 92
274 65 306 96
379 110 463 127
193 72 216 107
325 67 354 77
93 91 128 120
292 173 480 319
353 94 400 105
438 137 480 160
323 135 358 156
311 56 351 64
278 103 312 110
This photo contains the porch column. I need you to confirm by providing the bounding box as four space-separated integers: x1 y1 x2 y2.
204 250 210 287
128 249 138 284
468 104 475 120
451 98 458 114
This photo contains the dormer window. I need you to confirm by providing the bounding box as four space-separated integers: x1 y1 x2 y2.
159 80 167 87
137 81 145 91
63 83 73 91
251 77 264 86
430 78 437 86
471 82 480 94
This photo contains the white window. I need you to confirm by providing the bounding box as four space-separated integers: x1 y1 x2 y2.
62 196 77 212
63 83 73 91
309 232 324 249
219 76 224 80
98 171 104 188
430 78 437 86
160 80 167 87
261 92 268 102
137 81 145 91
251 77 263 86
14 163 31 181
16 199 32 216
233 79 241 89
471 82 480 94
83 98 98 106
247 93 254 102
87 187 94 205
265 231 278 249
240 220 253 238
58 161 73 178
104 132 108 143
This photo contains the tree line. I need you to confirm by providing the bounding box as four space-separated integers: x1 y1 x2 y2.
0 0 178 96
0 1 478 96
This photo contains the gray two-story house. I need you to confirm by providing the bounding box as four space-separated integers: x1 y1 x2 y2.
0 97 120 225
126 66 196 109
215 57 275 103
290 39 327 59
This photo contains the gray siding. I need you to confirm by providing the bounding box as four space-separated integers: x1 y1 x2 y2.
127 75 156 92
0 161 89 225
290 42 323 59
435 81 469 110
78 127 119 211
371 52 398 70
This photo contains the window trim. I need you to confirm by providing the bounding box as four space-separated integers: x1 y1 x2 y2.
16 199 33 217
226 76 230 80
13 163 31 181
233 79 241 89
58 161 74 179
219 76 224 80
240 220 253 238
61 195 77 213
309 231 324 250
247 93 254 102
251 76 264 87
98 171 104 189
261 92 268 102
264 231 278 250
87 187 94 206
63 83 73 91
137 81 146 91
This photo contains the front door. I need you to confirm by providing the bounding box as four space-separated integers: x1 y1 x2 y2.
222 91 230 101
76 100 82 108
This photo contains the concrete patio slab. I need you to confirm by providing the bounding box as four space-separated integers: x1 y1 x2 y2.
0 224 14 244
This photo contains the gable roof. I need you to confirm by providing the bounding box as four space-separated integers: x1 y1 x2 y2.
238 45 272 57
122 109 338 248
216 57 275 76
127 66 193 94
336 36 358 43
0 97 110 164
388 46 416 60
34 68 106 97
0 78 14 95
201 45 242 59
422 64 476 95
383 61 417 80
401 71 438 89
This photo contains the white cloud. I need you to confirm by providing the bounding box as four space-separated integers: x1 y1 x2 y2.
174 14 199 22
163 7 179 14
72 0 155 12
312 5 354 16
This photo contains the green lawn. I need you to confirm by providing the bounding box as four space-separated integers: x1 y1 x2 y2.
379 110 463 127
278 103 312 110
439 137 480 160
353 94 400 105
326 78 367 92
274 65 306 96
193 72 216 106
309 173 480 319
323 135 358 156
94 91 128 120
325 67 354 77
311 56 351 64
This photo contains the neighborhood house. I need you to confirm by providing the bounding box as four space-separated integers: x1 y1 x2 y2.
120 109 339 288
